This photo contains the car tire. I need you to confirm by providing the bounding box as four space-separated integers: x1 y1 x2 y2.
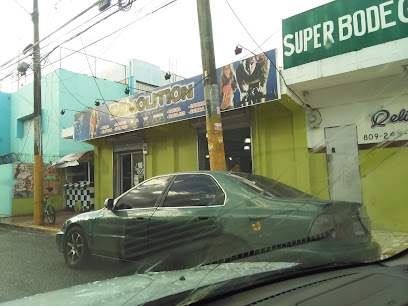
64 226 90 269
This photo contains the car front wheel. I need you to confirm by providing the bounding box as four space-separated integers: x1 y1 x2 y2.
64 226 90 269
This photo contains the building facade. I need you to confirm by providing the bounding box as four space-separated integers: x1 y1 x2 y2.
0 69 126 216
77 0 408 234
282 0 408 232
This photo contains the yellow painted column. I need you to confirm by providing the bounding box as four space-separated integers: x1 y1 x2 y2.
33 155 43 225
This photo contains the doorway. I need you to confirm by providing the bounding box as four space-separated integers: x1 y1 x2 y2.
198 126 252 173
325 125 362 203
115 152 145 196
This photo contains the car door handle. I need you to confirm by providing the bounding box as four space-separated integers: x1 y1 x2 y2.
136 217 145 221
198 216 209 221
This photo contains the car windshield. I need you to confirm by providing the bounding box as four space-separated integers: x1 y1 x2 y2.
1 0 407 305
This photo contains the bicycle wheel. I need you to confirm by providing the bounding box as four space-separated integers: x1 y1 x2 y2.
47 205 56 224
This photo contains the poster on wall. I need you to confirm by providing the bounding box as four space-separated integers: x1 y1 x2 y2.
12 163 62 199
74 49 280 142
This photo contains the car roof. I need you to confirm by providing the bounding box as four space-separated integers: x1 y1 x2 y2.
157 171 234 180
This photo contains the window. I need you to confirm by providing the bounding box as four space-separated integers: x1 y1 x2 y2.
24 118 34 136
65 163 88 183
163 174 224 207
228 173 313 199
115 176 171 209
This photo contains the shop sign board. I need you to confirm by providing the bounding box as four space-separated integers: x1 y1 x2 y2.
74 49 280 142
282 0 408 68
359 104 408 144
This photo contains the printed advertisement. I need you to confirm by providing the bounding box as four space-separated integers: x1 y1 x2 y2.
12 163 61 199
74 49 280 142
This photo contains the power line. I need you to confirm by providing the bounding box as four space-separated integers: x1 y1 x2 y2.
12 0 31 16
40 0 178 67
1 1 100 70
0 0 176 83
0 1 123 75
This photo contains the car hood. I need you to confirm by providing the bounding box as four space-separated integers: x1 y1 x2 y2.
4 262 297 306
65 209 104 225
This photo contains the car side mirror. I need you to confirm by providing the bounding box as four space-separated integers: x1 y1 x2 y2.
104 198 114 210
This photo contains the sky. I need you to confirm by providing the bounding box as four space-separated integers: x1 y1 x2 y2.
0 0 333 92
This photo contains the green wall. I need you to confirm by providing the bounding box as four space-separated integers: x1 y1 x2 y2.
251 98 310 193
90 120 197 210
308 153 330 200
143 120 198 178
304 145 408 232
89 138 113 210
360 146 408 232
11 195 65 216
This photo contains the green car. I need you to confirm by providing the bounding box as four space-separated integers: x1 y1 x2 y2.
56 171 380 270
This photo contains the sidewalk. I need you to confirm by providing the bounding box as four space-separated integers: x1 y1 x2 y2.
0 209 81 235
372 229 408 260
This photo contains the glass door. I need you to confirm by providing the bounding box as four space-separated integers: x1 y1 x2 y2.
116 152 145 196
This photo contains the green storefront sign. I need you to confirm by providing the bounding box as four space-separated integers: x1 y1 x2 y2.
282 0 408 68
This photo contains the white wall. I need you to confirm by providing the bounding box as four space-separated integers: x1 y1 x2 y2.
305 73 408 148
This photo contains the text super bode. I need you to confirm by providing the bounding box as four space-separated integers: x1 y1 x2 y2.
283 0 408 57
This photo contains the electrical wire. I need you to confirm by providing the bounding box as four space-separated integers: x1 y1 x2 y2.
225 0 312 110
0 1 122 75
0 0 172 84
40 0 177 66
1 1 100 70
12 0 31 15
79 35 127 133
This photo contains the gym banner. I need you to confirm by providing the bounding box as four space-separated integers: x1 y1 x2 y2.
74 49 280 142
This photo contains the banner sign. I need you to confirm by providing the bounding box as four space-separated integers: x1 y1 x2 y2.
282 0 408 68
74 49 280 142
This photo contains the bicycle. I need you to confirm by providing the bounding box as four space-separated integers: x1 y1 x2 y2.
43 187 56 225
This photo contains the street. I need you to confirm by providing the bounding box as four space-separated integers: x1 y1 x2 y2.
0 227 137 303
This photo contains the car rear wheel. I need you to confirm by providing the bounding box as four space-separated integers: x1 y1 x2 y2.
64 226 89 269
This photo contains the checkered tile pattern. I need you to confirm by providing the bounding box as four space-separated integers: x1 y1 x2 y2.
64 181 94 210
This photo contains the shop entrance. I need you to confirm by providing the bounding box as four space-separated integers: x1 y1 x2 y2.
325 125 362 203
198 125 252 172
114 152 145 196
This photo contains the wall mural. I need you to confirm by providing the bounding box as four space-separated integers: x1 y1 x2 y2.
12 163 61 199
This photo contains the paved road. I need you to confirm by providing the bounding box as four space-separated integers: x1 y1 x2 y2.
0 227 138 303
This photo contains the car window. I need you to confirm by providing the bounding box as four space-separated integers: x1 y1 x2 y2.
115 176 172 209
162 174 224 207
228 173 313 199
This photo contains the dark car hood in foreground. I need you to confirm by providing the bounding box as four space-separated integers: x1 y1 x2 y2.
4 262 297 306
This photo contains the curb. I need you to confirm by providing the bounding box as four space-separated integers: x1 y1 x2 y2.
0 222 59 235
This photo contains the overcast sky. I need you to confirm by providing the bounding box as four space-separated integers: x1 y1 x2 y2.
0 0 332 91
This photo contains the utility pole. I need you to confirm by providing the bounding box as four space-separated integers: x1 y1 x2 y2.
196 0 226 171
33 0 44 225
